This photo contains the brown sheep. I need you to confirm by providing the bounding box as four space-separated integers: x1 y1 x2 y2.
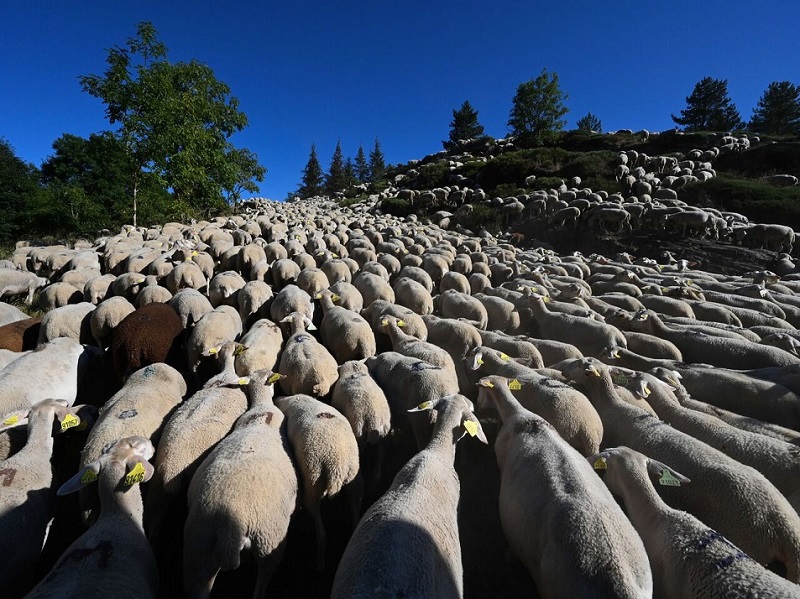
0 317 41 351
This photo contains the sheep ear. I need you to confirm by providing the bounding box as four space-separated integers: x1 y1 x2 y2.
266 373 283 385
331 294 340 302
234 344 248 356
305 320 317 331
203 345 221 356
647 459 690 487
476 378 494 389
635 379 651 398
56 408 82 434
124 457 154 486
408 400 436 412
0 409 29 431
58 460 102 495
280 315 294 323
462 414 488 444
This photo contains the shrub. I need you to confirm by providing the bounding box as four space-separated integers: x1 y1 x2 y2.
379 197 412 217
414 161 450 189
461 202 502 233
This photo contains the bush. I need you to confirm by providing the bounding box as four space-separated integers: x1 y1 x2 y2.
713 142 800 178
413 161 450 189
460 202 502 233
379 197 412 217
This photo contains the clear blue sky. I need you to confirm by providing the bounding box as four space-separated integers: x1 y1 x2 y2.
3 1 799 200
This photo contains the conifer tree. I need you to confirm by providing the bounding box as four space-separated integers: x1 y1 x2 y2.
325 140 347 194
749 81 800 135
576 112 602 133
297 143 323 198
507 69 569 146
443 100 485 149
344 157 357 187
671 77 742 131
355 145 369 183
368 138 386 183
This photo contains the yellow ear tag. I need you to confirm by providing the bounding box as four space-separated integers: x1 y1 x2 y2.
481 380 494 388
61 414 80 432
81 469 97 484
3 415 19 426
314 293 322 299
397 320 406 327
295 235 301 240
509 379 522 391
543 296 551 303
208 347 218 355
644 386 652 396
594 457 607 470
659 470 681 487
238 377 249 385
415 401 433 410
192 251 198 256
500 352 510 362
125 462 146 486
463 420 479 437
331 294 340 302
267 373 282 385
477 357 484 366
331 253 338 258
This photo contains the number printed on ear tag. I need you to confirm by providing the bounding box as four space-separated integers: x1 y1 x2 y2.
61 414 79 431
593 457 607 470
509 379 522 391
659 470 681 487
125 462 146 486
463 420 479 437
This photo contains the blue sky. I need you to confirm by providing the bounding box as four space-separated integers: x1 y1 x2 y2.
3 1 799 200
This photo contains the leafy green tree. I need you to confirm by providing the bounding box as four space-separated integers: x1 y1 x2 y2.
79 21 265 225
325 140 347 194
749 81 800 135
576 112 602 133
443 100 485 149
297 143 323 198
368 138 386 182
671 77 743 131
355 145 369 183
507 69 569 146
0 138 40 244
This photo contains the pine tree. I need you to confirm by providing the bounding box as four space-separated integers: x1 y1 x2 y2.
325 140 347 195
355 145 369 183
671 77 742 132
343 157 357 187
443 100 485 149
576 112 602 133
749 81 800 135
297 143 323 199
507 69 569 146
368 138 386 183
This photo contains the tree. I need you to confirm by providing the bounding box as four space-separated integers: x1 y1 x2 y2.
355 145 369 183
297 143 323 198
0 138 40 244
671 77 743 132
325 140 347 195
343 157 357 187
576 112 602 133
368 138 386 183
507 69 569 146
443 100 485 149
749 81 800 135
79 21 265 225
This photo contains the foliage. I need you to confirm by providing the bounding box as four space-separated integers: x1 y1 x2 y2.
749 81 800 135
325 140 347 194
671 77 742 132
79 21 265 224
576 112 602 133
443 100 485 149
297 143 324 198
355 145 369 183
369 138 386 182
378 197 412 217
460 202 502 233
507 69 569 147
713 142 800 178
414 161 450 189
343 156 357 187
0 138 40 244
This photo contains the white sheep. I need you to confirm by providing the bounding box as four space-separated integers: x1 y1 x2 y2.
331 394 487 598
475 375 652 597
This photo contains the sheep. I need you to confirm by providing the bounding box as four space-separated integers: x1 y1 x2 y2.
0 316 41 352
274 393 361 571
296 267 331 298
329 280 363 312
78 364 186 526
111 302 186 382
237 280 273 328
135 283 173 307
270 258 301 290
26 436 158 599
37 301 96 346
145 379 248 543
331 394 487 599
208 271 247 308
354 271 395 307
367 351 460 450
380 315 457 379
524 294 627 358
165 260 208 295
629 310 799 369
477 329 545 369
601 347 800 430
234 318 283 376
38 281 83 311
588 446 800 598
269 284 315 328
317 288 377 363
277 311 339 397
168 288 214 329
0 398 85 597
185 305 243 375
473 292 521 332
466 346 603 455
90 296 136 350
436 289 489 329
627 369 800 510
331 360 392 491
0 302 28 327
183 370 296 597
392 276 434 315
0 270 48 304
0 337 90 414
110 272 149 302
475 375 652 597
561 358 800 578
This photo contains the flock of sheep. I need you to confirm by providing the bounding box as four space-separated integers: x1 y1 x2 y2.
2 179 800 598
